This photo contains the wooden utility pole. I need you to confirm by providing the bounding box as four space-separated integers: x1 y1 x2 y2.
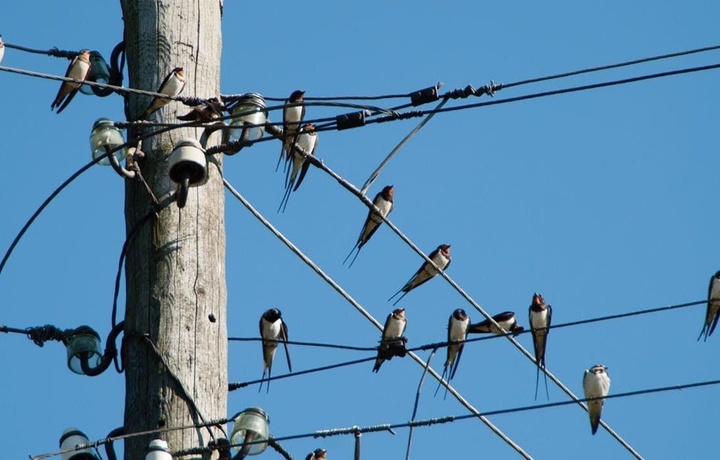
119 1 226 459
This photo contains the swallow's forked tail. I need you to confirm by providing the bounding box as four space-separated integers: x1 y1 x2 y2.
258 366 271 394
343 243 362 268
534 363 550 401
388 289 407 306
433 365 452 400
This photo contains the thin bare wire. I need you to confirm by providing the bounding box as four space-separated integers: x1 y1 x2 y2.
221 177 533 459
33 374 720 459
263 134 643 458
360 97 448 195
405 348 437 460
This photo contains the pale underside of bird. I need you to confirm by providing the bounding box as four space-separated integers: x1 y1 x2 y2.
278 90 306 171
529 292 552 400
344 185 394 267
51 50 91 114
138 67 186 120
435 308 469 399
259 308 292 393
389 244 451 306
698 270 720 341
373 308 407 372
582 364 611 435
278 124 318 212
0 36 5 65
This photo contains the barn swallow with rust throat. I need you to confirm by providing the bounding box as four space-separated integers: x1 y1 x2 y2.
278 123 318 212
344 185 394 267
529 292 552 400
138 67 186 120
435 308 469 399
259 308 292 393
388 244 451 306
277 89 305 171
51 50 91 114
373 308 407 373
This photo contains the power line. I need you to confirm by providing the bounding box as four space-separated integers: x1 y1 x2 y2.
221 176 533 459
228 336 377 352
229 356 378 390
180 376 720 458
226 298 707 355
4 60 720 282
501 43 720 89
0 121 197 281
258 128 644 457
35 372 720 460
396 62 720 119
29 418 232 460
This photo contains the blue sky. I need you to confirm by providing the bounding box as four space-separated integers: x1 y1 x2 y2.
1 2 719 459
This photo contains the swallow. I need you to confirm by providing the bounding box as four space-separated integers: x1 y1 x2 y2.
582 364 611 435
138 67 186 120
435 308 470 398
278 123 318 212
259 308 292 393
343 185 394 267
50 50 91 114
373 308 407 373
388 244 451 305
529 292 552 400
176 98 224 122
0 36 4 64
305 448 327 460
698 270 720 341
468 311 525 335
276 90 305 171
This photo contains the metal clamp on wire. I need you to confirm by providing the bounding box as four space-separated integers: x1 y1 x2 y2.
409 83 443 106
336 110 368 130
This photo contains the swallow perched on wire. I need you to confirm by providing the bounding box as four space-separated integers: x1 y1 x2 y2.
0 36 5 64
344 185 394 267
529 292 552 400
138 67 186 120
278 123 318 213
435 308 470 398
259 308 292 392
698 270 720 341
388 244 451 305
176 97 224 123
582 364 611 435
50 50 91 114
373 308 407 373
468 311 524 336
277 90 305 171
305 448 327 460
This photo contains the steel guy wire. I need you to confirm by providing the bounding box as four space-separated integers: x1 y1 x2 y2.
262 133 643 458
360 97 448 195
221 176 533 459
0 121 204 281
33 373 720 459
